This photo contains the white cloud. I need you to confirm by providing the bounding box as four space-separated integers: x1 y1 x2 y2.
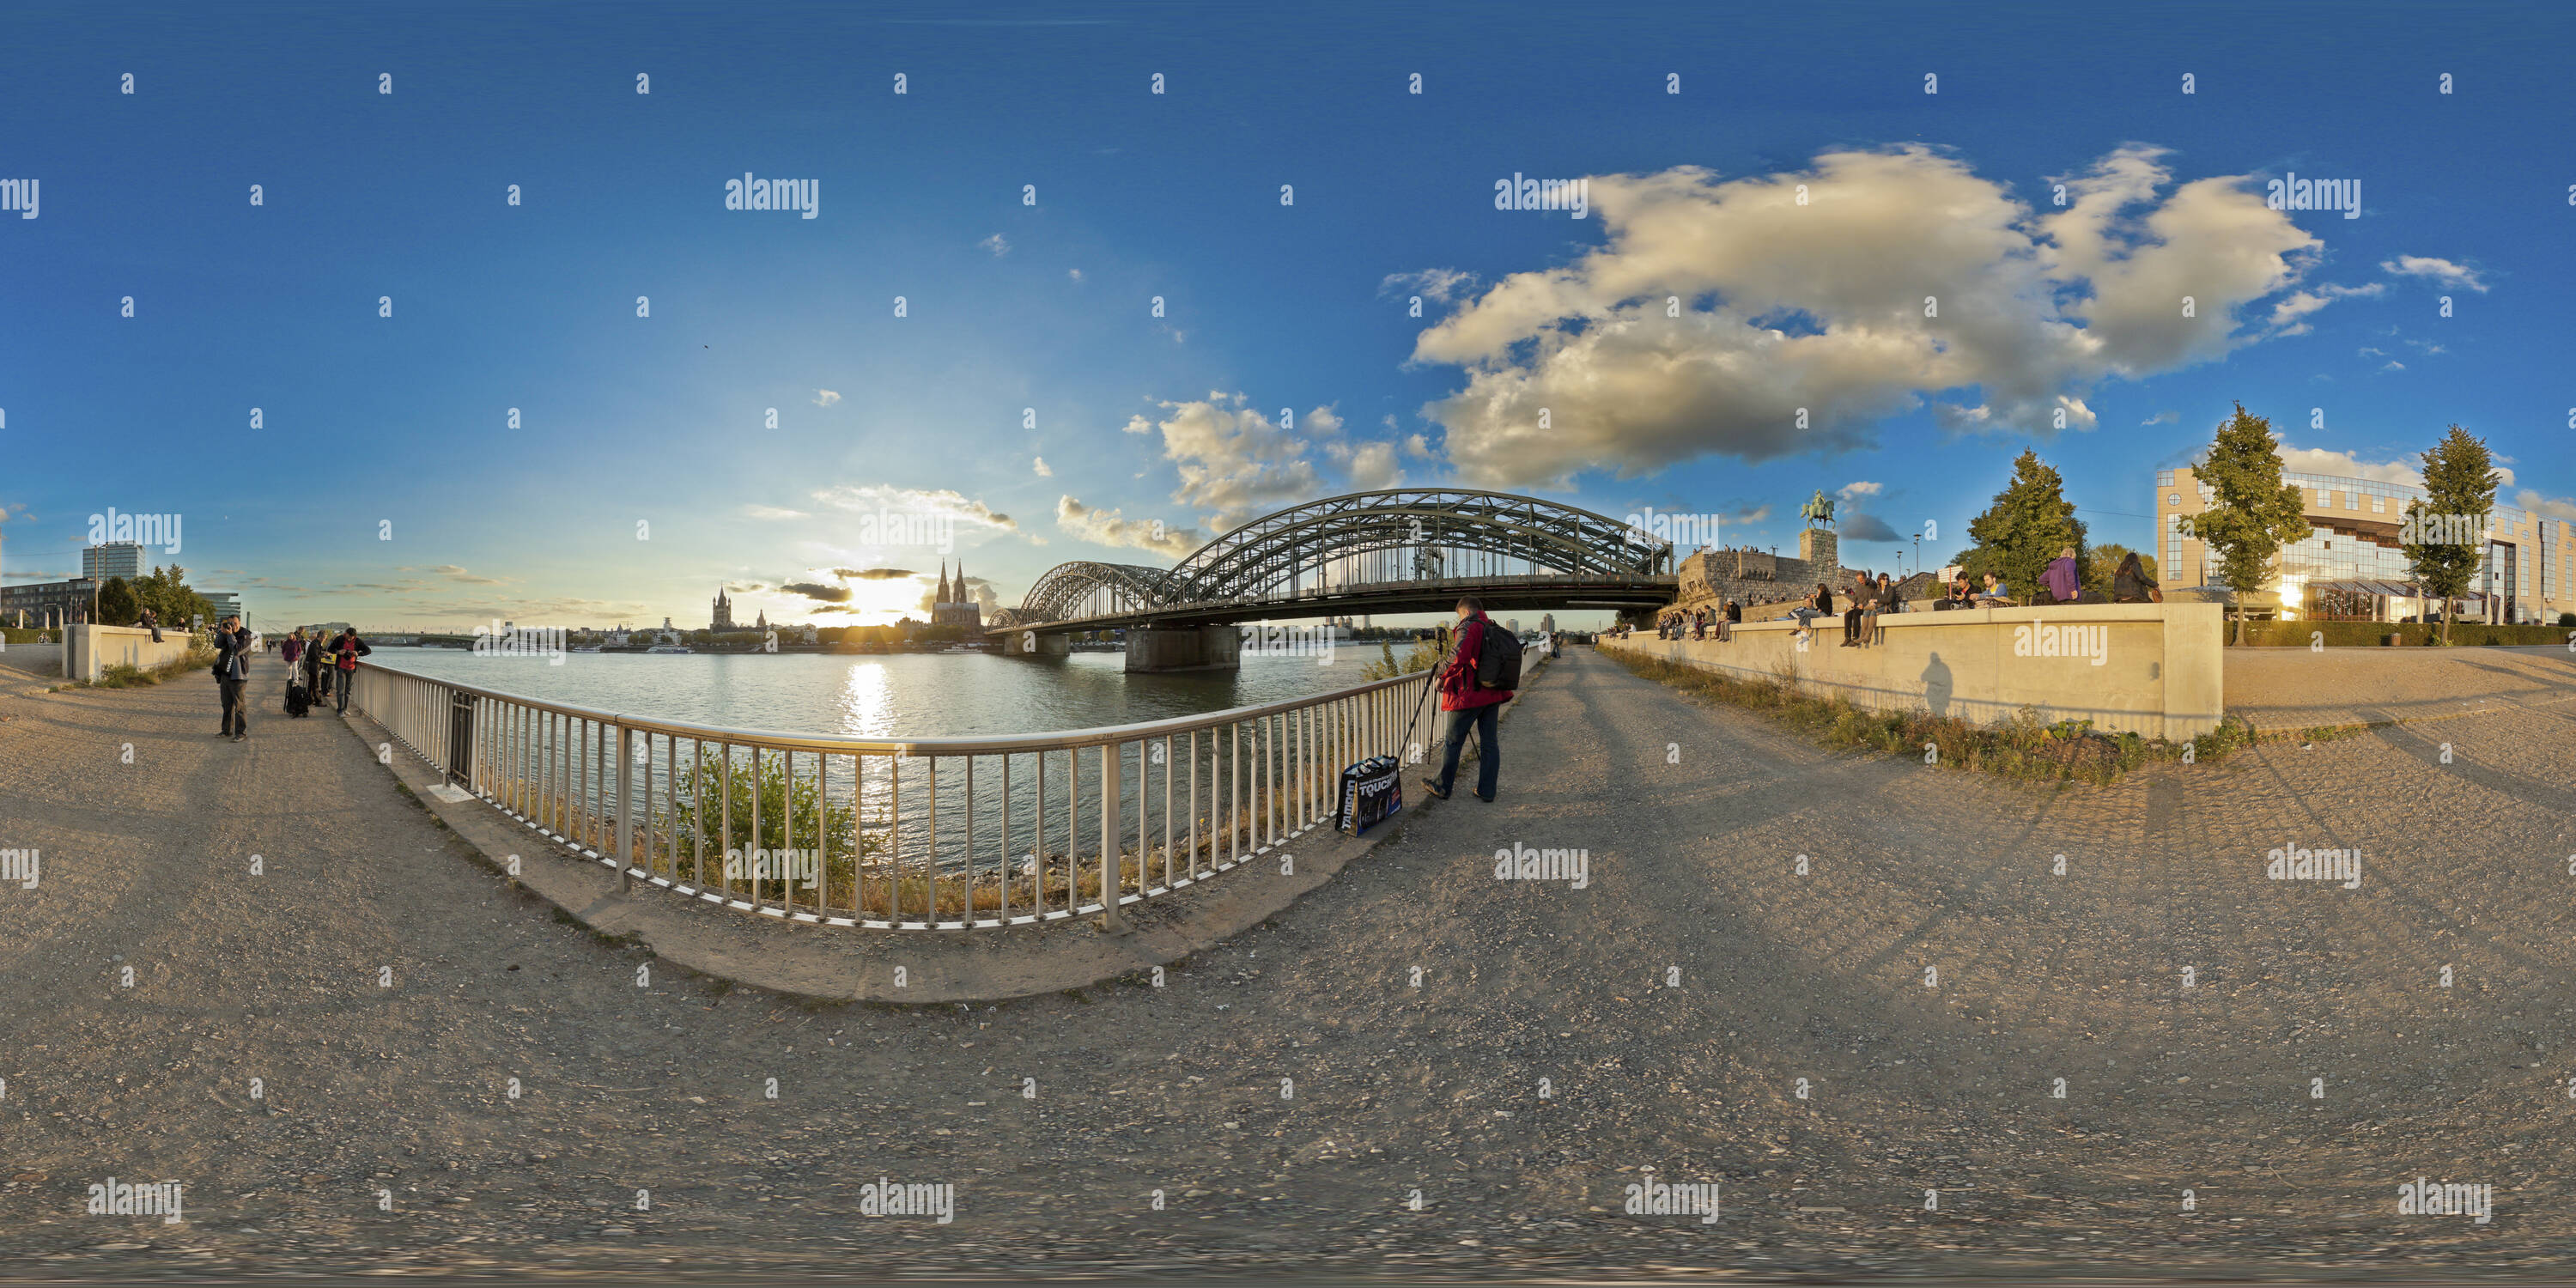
2513 489 2576 523
1837 481 1883 501
811 483 1018 532
1305 405 1343 435
1331 440 1402 490
1054 495 1203 557
2381 255 2488 292
1379 268 1479 305
1402 433 1434 459
1068 268 1084 282
2267 283 2385 336
2275 446 2422 488
979 234 1010 257
1412 144 2326 488
1032 456 1053 477
1122 393 1328 531
812 389 842 407
2142 410 2178 425
743 503 810 520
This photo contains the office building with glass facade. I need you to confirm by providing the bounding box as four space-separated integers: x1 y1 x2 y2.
2156 466 2576 624
82 542 149 581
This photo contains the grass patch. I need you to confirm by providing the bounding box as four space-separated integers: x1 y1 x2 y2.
79 640 216 689
2234 620 2574 648
1608 648 2254 787
92 662 158 689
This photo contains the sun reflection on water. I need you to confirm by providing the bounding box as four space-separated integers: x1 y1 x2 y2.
835 660 893 738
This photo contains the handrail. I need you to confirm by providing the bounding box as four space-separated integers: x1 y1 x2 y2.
347 657 1443 933
351 660 1426 754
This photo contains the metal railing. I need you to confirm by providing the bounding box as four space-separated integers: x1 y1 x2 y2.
349 661 1441 931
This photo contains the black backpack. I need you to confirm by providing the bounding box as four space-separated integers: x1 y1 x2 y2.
1473 619 1522 690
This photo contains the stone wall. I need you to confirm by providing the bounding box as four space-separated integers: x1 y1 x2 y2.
65 624 202 683
1666 528 1936 623
1604 602 2226 741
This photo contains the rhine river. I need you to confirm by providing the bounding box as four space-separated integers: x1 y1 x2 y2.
368 645 1420 738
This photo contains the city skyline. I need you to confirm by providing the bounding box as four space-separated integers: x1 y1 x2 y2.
7 2 2574 631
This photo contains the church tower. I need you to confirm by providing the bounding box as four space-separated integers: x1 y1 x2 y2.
929 562 981 631
712 586 735 631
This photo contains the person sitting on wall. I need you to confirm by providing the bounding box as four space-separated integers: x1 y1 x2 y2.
2113 551 2163 604
2040 546 2082 605
1719 598 1739 642
1972 573 2014 607
1790 582 1834 640
1841 573 1875 647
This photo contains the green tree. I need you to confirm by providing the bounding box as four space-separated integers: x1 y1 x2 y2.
131 564 213 629
1952 448 2087 604
94 575 140 625
2086 544 2156 596
2402 424 2500 645
2184 404 2311 641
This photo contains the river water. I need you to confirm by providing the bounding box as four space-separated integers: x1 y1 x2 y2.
368 644 1425 738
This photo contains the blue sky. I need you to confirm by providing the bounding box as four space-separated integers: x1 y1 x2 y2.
4 0 2571 630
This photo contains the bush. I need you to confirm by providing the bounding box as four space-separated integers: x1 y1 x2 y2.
1360 635 1443 680
2560 612 2576 629
663 751 875 906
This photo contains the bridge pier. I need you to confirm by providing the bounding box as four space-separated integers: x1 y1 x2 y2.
1002 630 1071 659
1125 624 1241 673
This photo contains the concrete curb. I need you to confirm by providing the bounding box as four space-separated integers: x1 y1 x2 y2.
332 658 1551 1005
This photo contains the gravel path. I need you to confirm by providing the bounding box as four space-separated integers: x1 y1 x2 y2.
3 649 2571 1279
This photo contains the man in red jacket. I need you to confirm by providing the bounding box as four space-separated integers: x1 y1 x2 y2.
1420 597 1511 803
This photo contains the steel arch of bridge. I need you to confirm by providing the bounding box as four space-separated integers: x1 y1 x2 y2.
1007 489 1670 626
1011 561 1185 627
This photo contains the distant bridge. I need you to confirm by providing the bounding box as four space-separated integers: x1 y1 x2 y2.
992 489 1675 670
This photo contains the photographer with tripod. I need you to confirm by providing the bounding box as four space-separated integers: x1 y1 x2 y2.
1418 597 1517 804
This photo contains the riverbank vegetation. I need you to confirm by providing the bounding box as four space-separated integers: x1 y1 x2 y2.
1607 647 2259 787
